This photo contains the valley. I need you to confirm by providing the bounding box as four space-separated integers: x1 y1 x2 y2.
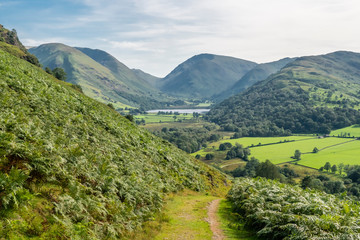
3 20 360 239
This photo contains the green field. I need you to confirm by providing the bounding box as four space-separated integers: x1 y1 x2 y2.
194 136 360 169
135 113 194 123
250 137 354 164
331 124 360 137
298 140 360 168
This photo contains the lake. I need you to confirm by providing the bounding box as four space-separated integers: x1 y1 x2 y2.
146 109 210 114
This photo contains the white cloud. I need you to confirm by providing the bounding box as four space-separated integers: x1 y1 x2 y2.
9 0 360 76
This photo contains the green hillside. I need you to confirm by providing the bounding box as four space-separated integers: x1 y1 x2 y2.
207 51 360 136
160 54 257 99
29 43 169 110
76 47 161 97
132 68 162 89
214 57 295 102
0 24 40 67
0 48 227 239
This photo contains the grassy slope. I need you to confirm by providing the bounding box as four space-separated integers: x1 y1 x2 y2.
215 57 295 102
29 43 169 109
193 136 360 169
298 140 360 168
161 54 257 99
132 68 162 89
29 43 133 108
331 124 360 137
0 49 227 239
75 47 162 99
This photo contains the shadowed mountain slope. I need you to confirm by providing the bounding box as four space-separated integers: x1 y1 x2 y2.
160 53 257 99
214 57 295 101
207 51 360 136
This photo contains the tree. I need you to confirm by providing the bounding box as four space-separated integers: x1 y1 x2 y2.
256 160 281 180
324 162 331 172
125 114 134 122
195 154 201 159
205 153 214 160
107 103 115 109
331 164 337 174
294 150 301 160
45 67 52 74
52 67 67 81
338 163 344 175
313 147 319 153
219 143 227 151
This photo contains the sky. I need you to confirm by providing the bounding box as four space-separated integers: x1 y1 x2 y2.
1 0 360 77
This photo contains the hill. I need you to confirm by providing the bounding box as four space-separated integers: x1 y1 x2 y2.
0 48 227 239
160 54 257 99
206 51 360 136
29 43 169 109
0 24 40 67
132 68 162 89
214 57 295 101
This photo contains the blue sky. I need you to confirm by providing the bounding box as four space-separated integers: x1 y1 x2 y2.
1 0 360 76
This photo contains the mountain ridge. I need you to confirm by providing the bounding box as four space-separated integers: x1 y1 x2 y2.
160 53 257 99
214 57 295 101
29 43 170 109
207 51 360 136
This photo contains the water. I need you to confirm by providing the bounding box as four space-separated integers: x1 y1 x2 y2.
146 109 210 114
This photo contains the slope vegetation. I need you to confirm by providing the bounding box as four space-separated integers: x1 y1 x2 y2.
0 49 226 239
29 43 169 109
132 68 162 89
0 24 40 67
228 178 360 239
160 54 257 99
207 51 360 136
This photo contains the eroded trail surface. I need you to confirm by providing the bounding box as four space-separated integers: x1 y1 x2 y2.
207 199 225 240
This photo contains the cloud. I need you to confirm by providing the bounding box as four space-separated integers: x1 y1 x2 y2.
5 0 360 76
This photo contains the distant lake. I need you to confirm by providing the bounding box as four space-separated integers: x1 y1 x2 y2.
146 109 210 114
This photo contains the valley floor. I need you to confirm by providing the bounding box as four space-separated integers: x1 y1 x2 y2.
150 190 256 240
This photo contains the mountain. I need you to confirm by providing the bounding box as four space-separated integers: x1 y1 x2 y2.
214 57 295 101
207 51 360 136
160 53 257 99
132 68 162 88
75 47 160 95
0 47 227 239
29 43 168 109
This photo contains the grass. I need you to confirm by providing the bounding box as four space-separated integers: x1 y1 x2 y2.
193 136 360 170
331 124 360 137
152 190 217 240
135 113 194 123
298 140 360 168
249 137 352 164
217 200 258 240
0 48 228 239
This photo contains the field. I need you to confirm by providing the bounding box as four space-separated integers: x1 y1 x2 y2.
331 124 360 137
134 113 195 123
193 136 360 170
298 140 360 168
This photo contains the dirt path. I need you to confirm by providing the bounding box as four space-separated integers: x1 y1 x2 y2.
207 199 225 240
